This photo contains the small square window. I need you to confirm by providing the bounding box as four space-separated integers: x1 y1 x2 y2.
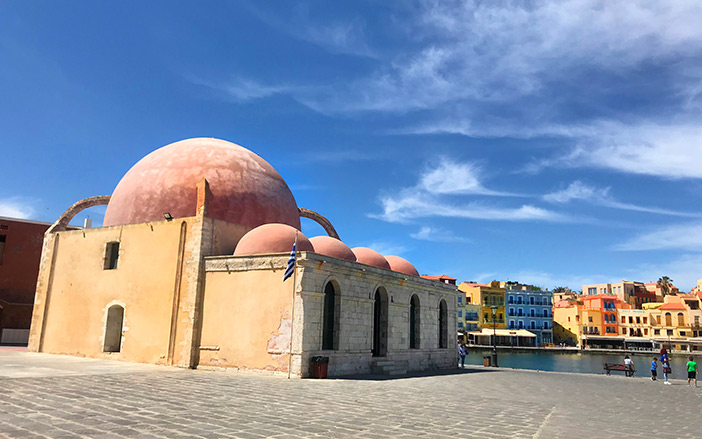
104 242 120 270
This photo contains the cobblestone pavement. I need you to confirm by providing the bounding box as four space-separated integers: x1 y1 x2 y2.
1 351 701 438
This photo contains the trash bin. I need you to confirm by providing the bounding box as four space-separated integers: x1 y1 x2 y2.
310 356 329 379
483 356 491 367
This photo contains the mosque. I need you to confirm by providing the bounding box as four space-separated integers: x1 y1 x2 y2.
28 138 458 377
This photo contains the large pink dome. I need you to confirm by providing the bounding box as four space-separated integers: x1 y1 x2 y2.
234 223 313 255
103 138 300 228
351 247 390 270
309 236 356 261
385 255 419 276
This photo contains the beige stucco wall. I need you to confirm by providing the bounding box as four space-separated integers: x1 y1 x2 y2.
31 218 198 365
199 257 296 373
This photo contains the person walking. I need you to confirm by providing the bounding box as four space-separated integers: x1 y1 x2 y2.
662 358 672 385
650 357 658 381
686 356 698 387
457 343 467 368
660 347 669 363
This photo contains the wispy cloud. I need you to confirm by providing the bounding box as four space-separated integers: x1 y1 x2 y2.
189 76 292 103
419 158 512 196
372 187 570 224
371 158 570 224
410 226 470 243
0 197 36 219
531 122 702 179
544 180 702 217
243 2 377 58
614 222 702 252
299 149 384 164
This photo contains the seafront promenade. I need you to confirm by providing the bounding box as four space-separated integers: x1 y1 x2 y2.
0 349 700 438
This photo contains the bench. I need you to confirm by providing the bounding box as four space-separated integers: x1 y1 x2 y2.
603 363 635 376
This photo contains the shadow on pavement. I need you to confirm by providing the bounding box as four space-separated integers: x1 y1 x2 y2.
330 366 501 381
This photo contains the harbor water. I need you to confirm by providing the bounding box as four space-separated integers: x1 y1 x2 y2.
465 348 688 377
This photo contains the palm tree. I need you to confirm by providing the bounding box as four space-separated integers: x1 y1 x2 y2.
657 276 674 296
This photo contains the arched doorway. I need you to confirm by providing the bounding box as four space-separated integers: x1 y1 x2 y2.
322 281 338 350
438 299 448 349
103 305 124 353
409 294 420 349
372 288 389 357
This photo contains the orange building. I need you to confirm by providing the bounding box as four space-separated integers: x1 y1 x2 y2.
553 294 631 348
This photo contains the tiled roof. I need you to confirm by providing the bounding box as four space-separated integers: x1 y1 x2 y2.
421 274 456 281
659 303 686 310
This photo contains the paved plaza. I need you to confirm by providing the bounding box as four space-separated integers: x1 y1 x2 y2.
1 349 701 438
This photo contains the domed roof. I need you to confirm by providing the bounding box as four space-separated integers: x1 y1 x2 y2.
234 223 313 256
385 255 419 277
351 247 391 270
103 138 300 229
309 236 356 262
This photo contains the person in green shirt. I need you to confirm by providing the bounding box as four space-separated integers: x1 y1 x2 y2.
686 356 697 387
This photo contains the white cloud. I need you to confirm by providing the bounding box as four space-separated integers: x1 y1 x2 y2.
0 197 35 219
544 180 702 217
410 226 470 243
419 158 511 196
372 157 571 223
614 222 702 252
549 123 702 179
372 188 570 223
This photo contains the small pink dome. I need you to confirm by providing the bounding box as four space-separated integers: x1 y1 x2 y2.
385 255 419 277
309 236 356 262
234 223 313 255
351 247 391 270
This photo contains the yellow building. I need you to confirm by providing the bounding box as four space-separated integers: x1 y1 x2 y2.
553 299 581 345
458 281 506 329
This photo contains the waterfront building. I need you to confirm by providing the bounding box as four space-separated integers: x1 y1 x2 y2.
456 289 466 333
464 304 480 332
644 282 679 300
28 138 459 377
582 281 656 308
504 284 553 346
647 293 702 351
553 295 631 348
458 281 506 329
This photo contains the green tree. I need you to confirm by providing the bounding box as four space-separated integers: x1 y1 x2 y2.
657 276 674 296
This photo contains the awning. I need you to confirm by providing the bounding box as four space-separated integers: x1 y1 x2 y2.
582 335 624 340
480 328 537 337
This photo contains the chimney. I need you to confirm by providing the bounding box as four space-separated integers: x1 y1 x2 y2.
83 218 92 229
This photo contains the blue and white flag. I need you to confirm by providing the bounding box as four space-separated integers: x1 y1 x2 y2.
283 238 297 281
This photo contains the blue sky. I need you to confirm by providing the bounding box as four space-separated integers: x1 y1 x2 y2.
3 1 702 291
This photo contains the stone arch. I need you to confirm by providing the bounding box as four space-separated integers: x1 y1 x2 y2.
299 208 339 239
372 286 389 357
409 294 420 349
103 302 125 353
48 195 111 234
438 298 448 349
321 278 341 350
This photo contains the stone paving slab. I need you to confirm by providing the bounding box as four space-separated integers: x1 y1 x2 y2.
1 351 701 438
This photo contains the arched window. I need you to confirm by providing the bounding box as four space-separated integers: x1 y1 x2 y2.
678 312 685 326
373 288 389 357
438 299 448 349
409 294 420 349
530 297 535 305
103 304 124 353
665 312 672 326
322 281 339 350
530 309 535 317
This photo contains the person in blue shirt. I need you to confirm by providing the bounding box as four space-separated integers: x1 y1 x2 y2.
650 357 658 381
457 343 467 368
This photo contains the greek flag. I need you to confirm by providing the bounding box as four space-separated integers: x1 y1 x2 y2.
283 238 297 281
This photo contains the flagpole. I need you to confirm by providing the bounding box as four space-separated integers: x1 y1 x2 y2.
287 231 298 379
